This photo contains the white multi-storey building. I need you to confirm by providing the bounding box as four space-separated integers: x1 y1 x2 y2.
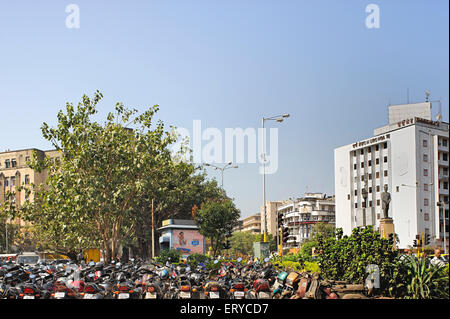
277 193 335 249
335 102 449 251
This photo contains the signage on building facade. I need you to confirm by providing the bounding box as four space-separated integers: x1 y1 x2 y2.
352 134 390 149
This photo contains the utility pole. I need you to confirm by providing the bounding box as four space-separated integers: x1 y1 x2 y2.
151 199 155 259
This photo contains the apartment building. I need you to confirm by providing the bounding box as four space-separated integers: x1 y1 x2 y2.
277 193 335 249
233 213 261 234
0 148 60 222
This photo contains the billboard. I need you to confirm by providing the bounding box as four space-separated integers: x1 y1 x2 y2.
172 229 204 256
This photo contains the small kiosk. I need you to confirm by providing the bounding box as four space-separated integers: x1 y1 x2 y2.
158 219 205 259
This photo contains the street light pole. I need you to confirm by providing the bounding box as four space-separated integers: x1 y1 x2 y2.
205 162 238 187
261 113 290 243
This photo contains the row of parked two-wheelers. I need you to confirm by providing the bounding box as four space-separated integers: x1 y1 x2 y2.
0 257 339 299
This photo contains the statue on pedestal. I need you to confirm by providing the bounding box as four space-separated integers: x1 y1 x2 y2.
381 185 391 219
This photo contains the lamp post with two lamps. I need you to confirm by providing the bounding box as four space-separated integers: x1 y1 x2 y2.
204 162 238 187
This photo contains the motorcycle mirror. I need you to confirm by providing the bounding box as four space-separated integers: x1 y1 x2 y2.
116 262 121 268
214 260 219 264
88 273 95 277
89 261 95 267
186 267 191 272
237 257 242 263
264 258 269 263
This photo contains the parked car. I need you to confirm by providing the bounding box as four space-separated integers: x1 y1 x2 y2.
16 252 40 265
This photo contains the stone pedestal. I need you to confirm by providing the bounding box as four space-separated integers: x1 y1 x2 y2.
379 218 396 249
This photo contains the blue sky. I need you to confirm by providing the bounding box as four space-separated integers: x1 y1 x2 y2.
0 1 448 217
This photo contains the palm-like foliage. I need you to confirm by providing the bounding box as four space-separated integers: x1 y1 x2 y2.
403 255 449 299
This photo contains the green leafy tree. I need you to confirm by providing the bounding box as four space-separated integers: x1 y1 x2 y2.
9 91 177 262
229 232 260 256
194 200 240 257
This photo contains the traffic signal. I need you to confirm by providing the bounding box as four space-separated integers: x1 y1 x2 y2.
425 234 431 246
277 212 283 227
282 226 290 243
413 239 417 247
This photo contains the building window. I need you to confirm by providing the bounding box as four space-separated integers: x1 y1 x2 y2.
355 203 358 209
361 176 365 182
369 187 372 193
424 169 428 177
25 175 30 185
5 160 10 168
11 177 15 186
384 156 388 163
361 149 364 155
424 183 428 191
376 144 379 151
25 156 30 163
444 153 448 161
443 139 448 147
368 148 372 153
384 170 388 177
423 140 428 147
424 198 429 206
354 163 357 170
377 199 380 206
4 179 9 187
369 201 372 207
369 174 372 180
444 182 449 190
353 151 357 156
376 172 380 178
424 213 429 221
376 185 380 192
376 158 380 165
354 190 358 196
11 159 17 168
368 160 372 167
423 154 428 162
384 142 388 149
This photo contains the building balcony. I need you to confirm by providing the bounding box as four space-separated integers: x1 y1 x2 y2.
285 211 301 219
310 210 335 216
438 160 449 167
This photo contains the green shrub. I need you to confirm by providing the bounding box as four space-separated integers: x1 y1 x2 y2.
187 253 211 267
316 226 398 285
155 249 181 264
303 261 320 273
